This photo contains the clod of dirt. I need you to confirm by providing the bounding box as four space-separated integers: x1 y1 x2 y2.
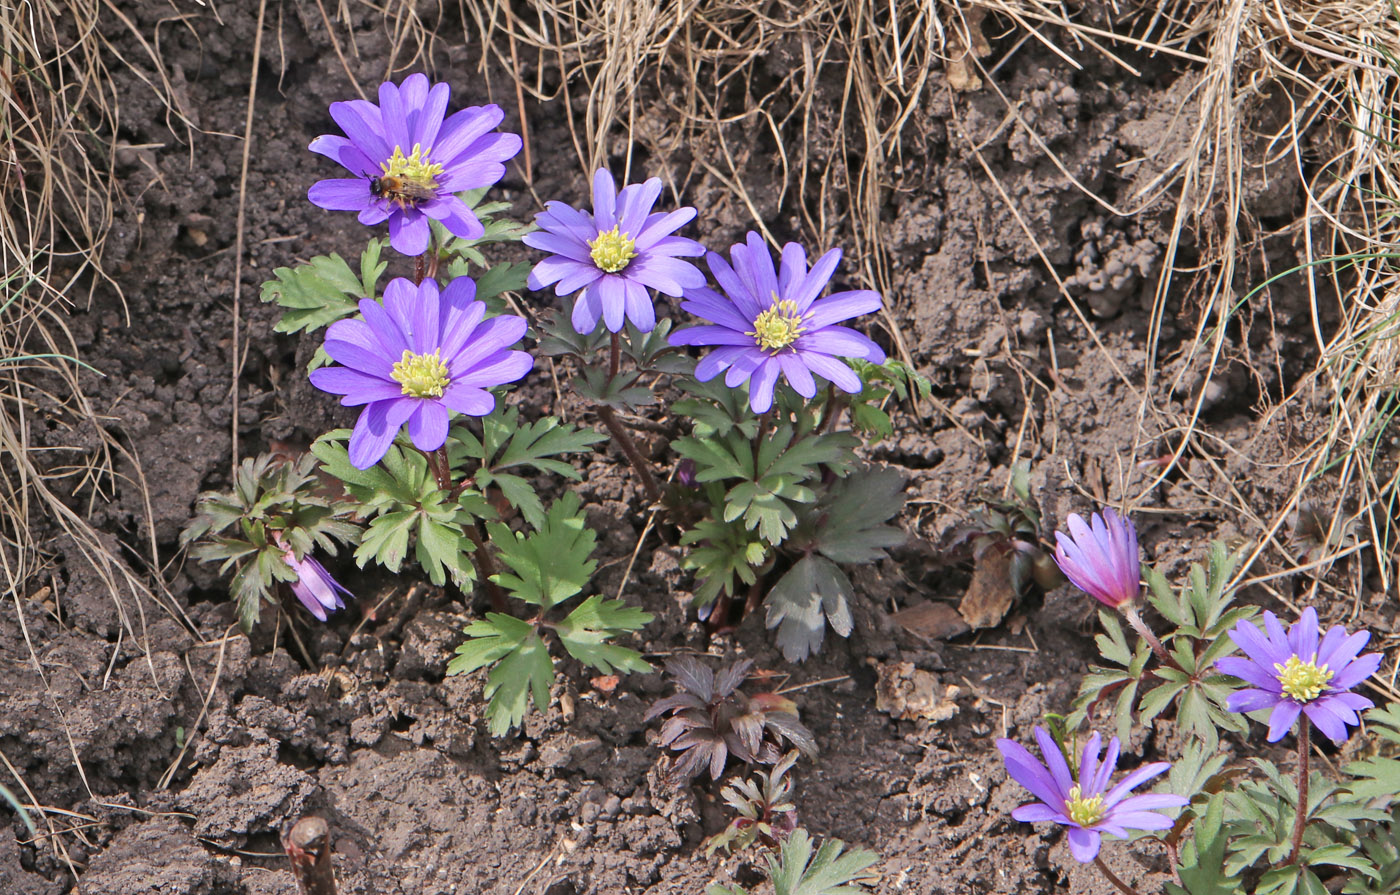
82 817 241 895
958 549 1018 630
177 739 315 842
891 600 970 641
873 661 961 723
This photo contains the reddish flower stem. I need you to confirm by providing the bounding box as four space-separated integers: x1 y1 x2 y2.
1287 714 1311 866
1092 856 1142 895
283 816 337 895
430 447 507 612
595 333 662 504
1121 605 1179 670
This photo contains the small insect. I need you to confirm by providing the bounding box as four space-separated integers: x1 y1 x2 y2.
369 174 436 208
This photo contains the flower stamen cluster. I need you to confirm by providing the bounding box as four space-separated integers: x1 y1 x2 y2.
1275 655 1333 703
587 226 638 273
749 298 806 352
391 349 451 398
380 143 444 185
1064 785 1106 827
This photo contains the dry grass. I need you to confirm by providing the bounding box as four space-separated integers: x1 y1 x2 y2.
439 0 1400 596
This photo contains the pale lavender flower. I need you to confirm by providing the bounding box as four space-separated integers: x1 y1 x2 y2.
309 276 533 469
1218 607 1381 743
523 168 705 334
1053 508 1141 609
669 232 885 413
276 538 352 622
308 74 521 255
998 726 1187 863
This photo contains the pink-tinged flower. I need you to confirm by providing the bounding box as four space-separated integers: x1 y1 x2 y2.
308 74 522 256
522 168 705 334
1217 607 1381 743
1053 508 1141 609
998 726 1187 863
668 232 886 414
309 276 533 469
280 546 352 621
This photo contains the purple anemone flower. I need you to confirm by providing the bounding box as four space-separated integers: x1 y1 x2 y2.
309 276 533 469
998 726 1187 863
1217 607 1380 743
1054 508 1140 609
283 549 352 621
523 168 705 334
668 232 886 414
308 74 522 256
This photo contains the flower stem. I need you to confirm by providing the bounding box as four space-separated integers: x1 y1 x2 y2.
597 404 663 505
609 331 621 379
1287 714 1311 866
1121 605 1177 670
1092 855 1142 895
432 447 507 612
283 816 338 895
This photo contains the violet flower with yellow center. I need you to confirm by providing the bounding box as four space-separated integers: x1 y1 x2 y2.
524 168 706 334
998 726 1186 863
1218 607 1380 743
308 73 521 256
309 276 533 469
669 232 886 414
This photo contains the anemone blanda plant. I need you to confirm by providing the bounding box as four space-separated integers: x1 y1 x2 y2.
524 167 705 334
670 232 886 414
1054 506 1176 668
308 73 521 256
309 276 532 469
998 726 1187 875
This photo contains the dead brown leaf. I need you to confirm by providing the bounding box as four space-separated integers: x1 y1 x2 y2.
958 548 1017 630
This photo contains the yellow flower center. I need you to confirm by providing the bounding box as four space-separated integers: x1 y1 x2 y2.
380 143 444 186
748 298 806 352
1065 785 1106 827
391 349 451 399
588 226 638 273
1274 655 1334 703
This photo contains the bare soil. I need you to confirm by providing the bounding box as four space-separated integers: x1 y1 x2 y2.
2 3 1366 895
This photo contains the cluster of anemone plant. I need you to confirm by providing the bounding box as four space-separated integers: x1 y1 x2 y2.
185 73 919 735
997 505 1400 895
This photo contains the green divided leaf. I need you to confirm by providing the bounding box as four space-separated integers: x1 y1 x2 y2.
680 516 768 609
447 614 553 736
799 467 906 564
486 492 597 607
260 239 386 337
1167 792 1244 895
556 595 653 674
767 829 878 895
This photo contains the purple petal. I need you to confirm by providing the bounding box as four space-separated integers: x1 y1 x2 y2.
449 315 529 372
623 278 655 331
412 80 450 147
377 79 411 152
1317 629 1371 676
747 357 781 413
524 229 595 264
998 739 1065 808
804 290 882 329
777 352 816 398
1331 651 1382 690
309 178 371 211
1034 727 1075 796
453 350 533 389
679 288 755 333
592 168 618 230
707 252 763 320
328 99 389 161
1066 828 1102 863
799 352 863 393
1107 811 1177 832
357 295 410 359
597 276 628 332
426 196 484 241
1077 732 1103 794
572 290 604 335
1011 803 1064 823
616 177 663 237
797 326 881 359
634 208 698 251
1216 657 1283 691
348 399 410 469
389 210 431 256
1228 618 1289 670
440 383 495 416
626 254 704 296
724 350 765 389
1091 737 1120 796
792 247 843 311
536 202 601 244
694 346 750 382
670 325 756 348
1266 701 1303 742
309 366 400 404
433 105 507 165
308 135 377 176
358 203 391 225
407 400 450 452
528 255 595 292
1102 761 1170 807
1290 607 1320 660
1226 687 1284 714
777 243 808 298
